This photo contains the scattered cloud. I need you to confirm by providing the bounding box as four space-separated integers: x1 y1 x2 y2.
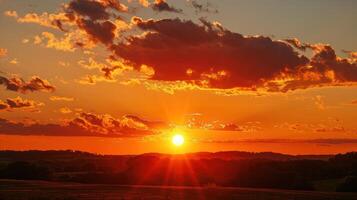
184 114 261 132
49 96 74 102
275 119 346 133
0 112 161 137
58 61 70 67
9 58 18 65
0 48 7 57
59 107 72 114
4 10 18 18
152 0 182 13
4 10 71 30
22 38 30 44
190 0 218 14
0 75 55 93
0 96 43 111
314 95 325 110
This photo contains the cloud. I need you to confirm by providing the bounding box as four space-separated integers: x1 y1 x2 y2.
314 95 325 110
77 19 117 45
35 32 76 52
152 0 182 13
190 0 218 14
0 101 8 110
5 10 70 30
66 0 127 21
9 58 18 65
123 115 168 129
0 48 7 57
275 120 346 133
63 0 128 45
112 18 309 89
351 100 357 105
49 96 74 101
0 75 55 93
0 97 43 111
184 114 261 132
77 57 127 82
202 138 357 145
59 107 72 114
22 38 30 44
342 50 357 62
8 2 357 93
4 10 18 18
108 18 357 92
0 112 160 137
138 0 150 7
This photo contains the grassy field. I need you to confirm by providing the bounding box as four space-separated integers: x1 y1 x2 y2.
0 179 356 200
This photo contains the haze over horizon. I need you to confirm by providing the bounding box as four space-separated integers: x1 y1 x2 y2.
0 0 357 155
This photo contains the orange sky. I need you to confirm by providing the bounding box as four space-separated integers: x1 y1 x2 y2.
0 0 356 155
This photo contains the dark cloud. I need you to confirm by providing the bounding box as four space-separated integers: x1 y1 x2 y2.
152 0 182 13
108 18 357 92
51 1 357 92
0 101 8 110
64 0 127 45
0 112 161 137
0 76 55 93
309 45 357 82
5 97 37 109
0 97 42 112
77 19 116 44
101 66 119 79
112 18 309 89
67 0 126 21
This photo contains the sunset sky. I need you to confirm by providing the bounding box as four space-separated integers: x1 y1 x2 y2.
0 0 356 155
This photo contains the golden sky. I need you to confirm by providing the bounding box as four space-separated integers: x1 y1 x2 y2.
0 0 356 154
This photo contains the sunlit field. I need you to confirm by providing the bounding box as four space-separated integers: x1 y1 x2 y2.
1 179 357 200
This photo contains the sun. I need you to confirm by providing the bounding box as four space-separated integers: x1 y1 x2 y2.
172 134 184 146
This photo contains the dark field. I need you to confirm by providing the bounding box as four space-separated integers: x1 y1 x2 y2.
1 179 357 200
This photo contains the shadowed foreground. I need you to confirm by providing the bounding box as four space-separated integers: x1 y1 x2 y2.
1 179 356 200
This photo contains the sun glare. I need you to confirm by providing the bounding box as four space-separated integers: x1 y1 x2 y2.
172 134 184 146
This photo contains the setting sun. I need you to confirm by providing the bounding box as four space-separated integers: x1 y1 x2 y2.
172 134 184 146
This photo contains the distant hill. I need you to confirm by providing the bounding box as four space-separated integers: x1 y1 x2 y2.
142 151 332 161
1 150 356 192
0 150 332 162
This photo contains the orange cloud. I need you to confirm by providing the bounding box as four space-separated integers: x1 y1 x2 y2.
49 96 74 102
59 107 72 114
314 95 326 110
0 48 7 57
5 10 70 30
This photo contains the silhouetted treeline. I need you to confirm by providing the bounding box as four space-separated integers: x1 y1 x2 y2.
0 150 356 192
